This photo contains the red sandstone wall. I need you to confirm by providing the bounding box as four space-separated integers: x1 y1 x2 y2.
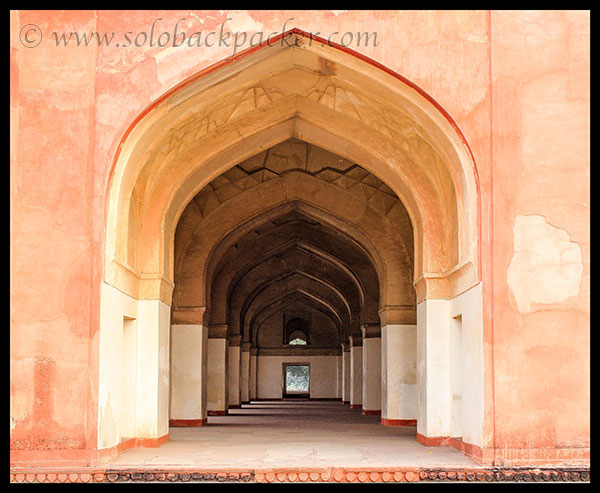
10 10 99 457
489 11 590 460
10 10 589 463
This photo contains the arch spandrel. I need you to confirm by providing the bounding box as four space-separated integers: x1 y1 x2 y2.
104 30 481 306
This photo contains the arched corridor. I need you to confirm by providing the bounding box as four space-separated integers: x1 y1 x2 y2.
97 30 485 462
11 11 590 483
171 140 412 417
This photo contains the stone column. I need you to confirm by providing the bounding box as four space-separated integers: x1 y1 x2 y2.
416 299 451 443
380 307 418 427
341 342 351 403
249 347 258 401
240 343 251 404
349 336 363 408
135 299 171 442
337 350 343 399
170 324 208 426
361 324 381 415
207 325 228 415
227 335 242 410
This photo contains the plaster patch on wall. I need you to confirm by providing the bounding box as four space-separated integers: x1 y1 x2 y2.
507 215 582 313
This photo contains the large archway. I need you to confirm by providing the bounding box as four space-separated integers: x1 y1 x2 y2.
97 29 483 458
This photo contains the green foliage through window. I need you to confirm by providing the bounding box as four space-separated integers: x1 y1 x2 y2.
289 337 307 345
285 365 309 392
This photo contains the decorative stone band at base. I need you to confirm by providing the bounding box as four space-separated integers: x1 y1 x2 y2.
11 434 171 468
9 466 590 483
342 400 350 404
207 410 227 416
382 418 417 426
491 447 591 467
362 409 381 416
169 419 208 427
350 404 361 409
228 405 242 409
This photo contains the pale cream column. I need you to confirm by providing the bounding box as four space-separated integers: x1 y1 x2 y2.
416 299 451 440
349 336 363 408
249 347 258 401
341 342 351 403
361 324 381 415
380 307 417 426
207 325 228 415
170 324 208 424
135 299 171 441
227 335 242 409
450 283 484 448
240 343 251 404
337 350 343 399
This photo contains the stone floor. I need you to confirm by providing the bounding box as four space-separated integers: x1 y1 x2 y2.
108 400 479 469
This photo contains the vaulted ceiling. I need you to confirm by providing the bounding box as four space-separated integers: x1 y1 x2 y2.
172 139 415 346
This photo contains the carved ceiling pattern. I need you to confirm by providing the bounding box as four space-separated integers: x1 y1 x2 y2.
191 139 403 221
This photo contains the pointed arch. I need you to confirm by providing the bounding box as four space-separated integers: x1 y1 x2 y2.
103 29 481 308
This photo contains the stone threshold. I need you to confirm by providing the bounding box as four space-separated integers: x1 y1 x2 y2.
10 466 590 483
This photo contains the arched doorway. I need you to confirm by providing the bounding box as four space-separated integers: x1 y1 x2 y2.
98 29 482 457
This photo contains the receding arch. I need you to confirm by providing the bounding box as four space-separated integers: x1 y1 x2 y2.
203 214 381 325
226 255 362 337
240 272 353 338
204 222 379 324
250 289 343 346
173 174 414 318
218 239 367 320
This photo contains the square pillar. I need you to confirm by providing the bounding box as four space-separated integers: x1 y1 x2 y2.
337 352 343 399
207 325 228 415
379 305 417 428
349 336 363 408
135 299 171 442
450 283 484 448
249 348 257 401
170 324 208 426
240 343 251 404
416 299 451 443
341 342 350 403
381 324 417 426
361 325 381 415
227 335 241 409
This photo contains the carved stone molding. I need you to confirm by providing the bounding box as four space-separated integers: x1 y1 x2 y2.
9 467 590 483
